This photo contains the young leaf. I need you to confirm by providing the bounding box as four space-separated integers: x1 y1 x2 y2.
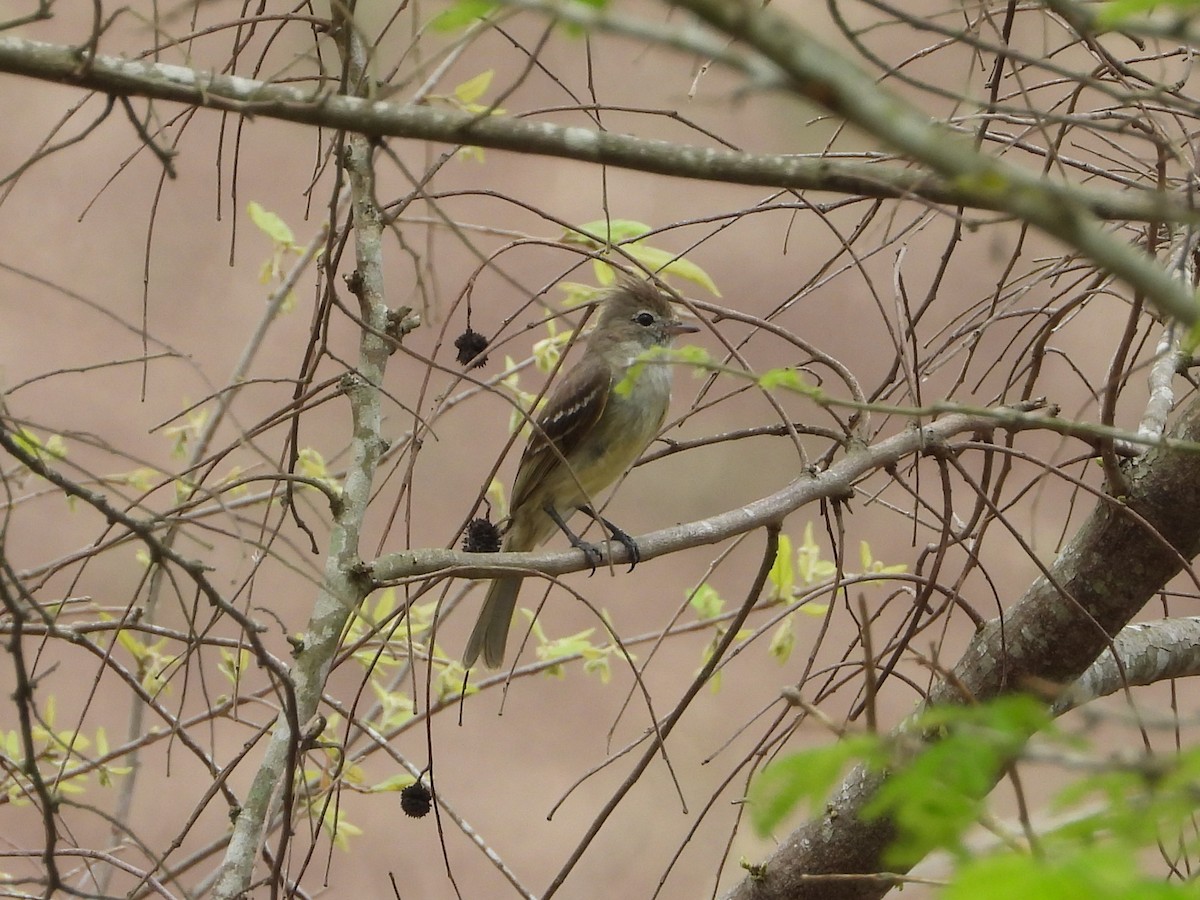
798 522 837 585
565 219 653 246
859 540 907 581
767 533 795 602
369 773 417 793
558 281 601 306
1096 0 1200 29
454 70 494 105
247 201 294 247
622 243 720 295
768 617 794 662
689 582 724 619
759 367 817 395
431 0 496 31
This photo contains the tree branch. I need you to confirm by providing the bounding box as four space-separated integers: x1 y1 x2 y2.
373 403 1058 583
1052 616 1200 715
0 35 1192 226
723 395 1200 900
209 12 395 898
665 0 1200 327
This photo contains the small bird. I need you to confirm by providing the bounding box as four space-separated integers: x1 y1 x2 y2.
464 278 699 669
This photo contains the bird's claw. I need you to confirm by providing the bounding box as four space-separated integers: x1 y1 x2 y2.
573 539 604 575
607 526 640 572
552 504 641 574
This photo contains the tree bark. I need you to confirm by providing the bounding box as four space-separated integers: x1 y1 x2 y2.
726 397 1200 900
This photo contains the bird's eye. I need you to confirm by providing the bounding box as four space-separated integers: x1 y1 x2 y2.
634 312 656 327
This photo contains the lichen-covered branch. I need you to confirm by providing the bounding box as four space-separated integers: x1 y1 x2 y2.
209 12 394 899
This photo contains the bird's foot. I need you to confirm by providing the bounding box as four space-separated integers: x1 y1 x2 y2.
603 522 640 572
545 503 604 574
579 506 641 572
566 535 604 574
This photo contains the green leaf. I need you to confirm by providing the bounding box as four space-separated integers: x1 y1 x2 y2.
454 70 493 105
565 219 653 246
116 629 147 662
42 434 67 459
246 201 294 247
437 661 477 698
370 773 417 793
689 583 723 619
797 522 836 585
486 478 509 519
372 588 396 624
759 367 817 396
767 533 795 603
538 627 597 662
297 447 342 497
558 281 602 307
164 406 209 458
532 328 572 373
10 427 40 458
665 255 720 295
614 345 703 397
592 259 616 285
581 653 613 683
1185 311 1200 355
431 0 496 31
562 220 720 295
95 727 109 757
11 428 66 461
613 349 654 397
1096 0 1200 30
672 344 711 369
218 648 251 686
859 541 874 571
1048 743 1200 851
947 848 1192 900
369 680 416 729
768 618 794 663
859 540 907 582
865 696 1051 866
623 243 720 295
749 737 881 834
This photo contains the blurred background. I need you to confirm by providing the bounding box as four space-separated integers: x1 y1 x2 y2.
0 1 1183 897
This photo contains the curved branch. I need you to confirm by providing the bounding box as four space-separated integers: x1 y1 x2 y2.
0 35 1192 227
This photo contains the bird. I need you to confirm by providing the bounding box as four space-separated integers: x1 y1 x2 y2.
463 277 699 669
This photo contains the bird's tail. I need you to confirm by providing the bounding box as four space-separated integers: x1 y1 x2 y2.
463 575 523 669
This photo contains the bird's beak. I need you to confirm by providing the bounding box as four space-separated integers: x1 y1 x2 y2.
665 315 701 336
667 319 700 336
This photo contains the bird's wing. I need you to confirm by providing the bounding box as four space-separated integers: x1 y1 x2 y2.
509 358 610 514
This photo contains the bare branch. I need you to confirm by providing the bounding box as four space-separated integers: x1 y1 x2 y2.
0 35 1191 227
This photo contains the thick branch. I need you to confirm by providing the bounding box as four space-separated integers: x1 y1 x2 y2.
724 397 1200 900
1052 616 1200 714
209 13 393 899
0 35 1192 226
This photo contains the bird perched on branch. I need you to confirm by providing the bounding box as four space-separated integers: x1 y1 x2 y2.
464 277 699 669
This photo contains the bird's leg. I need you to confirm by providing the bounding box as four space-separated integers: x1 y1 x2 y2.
544 504 603 574
578 505 640 572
